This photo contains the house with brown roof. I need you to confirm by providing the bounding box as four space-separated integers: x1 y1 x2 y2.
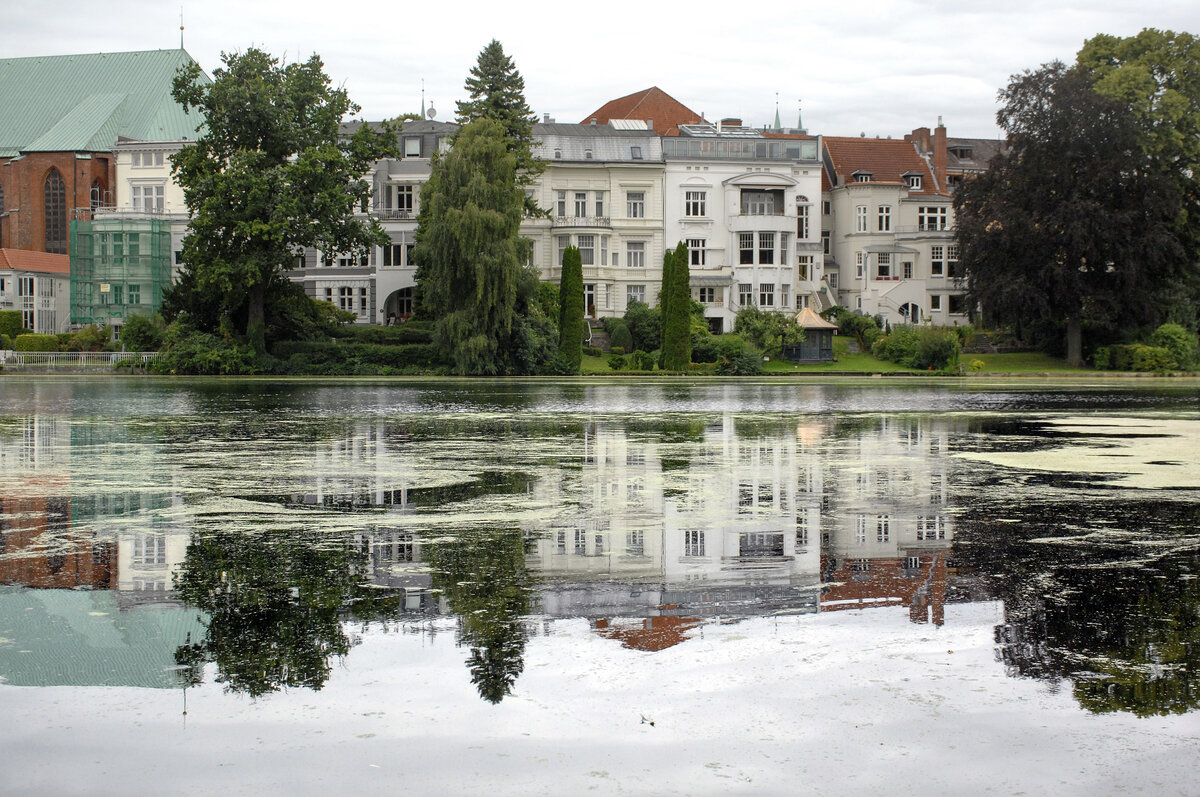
822 123 969 326
0 248 70 333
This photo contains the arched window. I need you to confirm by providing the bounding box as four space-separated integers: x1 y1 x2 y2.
44 169 67 254
90 179 104 210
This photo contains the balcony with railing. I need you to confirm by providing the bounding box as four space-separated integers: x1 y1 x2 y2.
551 215 612 229
371 205 417 220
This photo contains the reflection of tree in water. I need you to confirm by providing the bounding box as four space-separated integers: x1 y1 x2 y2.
955 487 1200 717
173 528 401 697
426 528 535 704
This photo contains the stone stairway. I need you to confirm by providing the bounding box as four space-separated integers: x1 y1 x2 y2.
587 320 610 351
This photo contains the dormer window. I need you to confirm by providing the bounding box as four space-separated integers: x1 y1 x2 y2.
404 137 421 157
905 174 923 190
949 146 973 160
554 148 562 159
853 171 873 183
631 146 643 160
585 149 593 159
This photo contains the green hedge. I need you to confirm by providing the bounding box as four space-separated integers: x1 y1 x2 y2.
1093 344 1175 371
329 324 433 345
272 340 441 373
1 334 11 350
13 333 61 352
0 311 23 340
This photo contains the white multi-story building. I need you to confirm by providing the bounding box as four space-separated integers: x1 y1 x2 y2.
663 120 824 333
524 120 665 318
0 250 70 333
821 125 969 326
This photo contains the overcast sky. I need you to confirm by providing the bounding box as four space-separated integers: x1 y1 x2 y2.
3 0 1197 140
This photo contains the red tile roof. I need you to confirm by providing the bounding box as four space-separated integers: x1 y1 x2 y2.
0 249 70 275
583 87 704 136
822 136 944 196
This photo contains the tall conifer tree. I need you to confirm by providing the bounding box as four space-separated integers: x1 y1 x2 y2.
661 242 692 370
558 245 584 371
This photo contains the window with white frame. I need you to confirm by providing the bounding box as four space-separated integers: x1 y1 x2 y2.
558 236 569 266
687 238 706 267
131 184 164 213
876 515 890 542
877 252 892 278
759 232 775 264
404 137 421 157
600 236 608 265
759 283 774 306
738 283 753 306
929 293 943 311
821 231 830 255
574 192 587 217
828 272 838 288
918 206 948 230
685 190 706 217
906 174 923 190
947 244 962 278
699 287 716 303
780 232 790 266
855 251 864 279
626 241 645 268
684 529 705 557
595 192 604 217
855 205 867 232
739 232 754 264
578 234 595 265
797 255 813 281
627 191 645 218
797 199 810 238
395 184 414 214
360 287 368 314
855 515 868 544
626 284 645 305
557 191 567 217
128 283 141 305
877 205 891 232
930 245 945 276
780 284 790 307
903 261 913 279
338 286 354 312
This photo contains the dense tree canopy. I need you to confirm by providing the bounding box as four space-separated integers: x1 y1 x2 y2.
169 48 397 352
955 62 1187 364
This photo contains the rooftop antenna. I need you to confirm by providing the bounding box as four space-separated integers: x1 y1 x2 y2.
179 7 184 49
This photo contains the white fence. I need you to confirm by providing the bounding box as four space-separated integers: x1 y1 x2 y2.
0 351 160 369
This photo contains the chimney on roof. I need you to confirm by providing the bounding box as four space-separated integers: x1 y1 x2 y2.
907 127 931 154
647 118 653 133
544 113 551 123
933 121 948 191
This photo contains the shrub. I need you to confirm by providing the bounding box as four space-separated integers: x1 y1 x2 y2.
628 350 656 371
954 325 977 348
872 326 921 364
14 333 61 352
121 314 168 352
912 327 961 371
583 346 602 357
623 302 661 352
153 323 256 375
1099 343 1175 372
609 346 626 356
714 335 762 375
271 340 441 372
0 334 11 350
607 353 626 371
1150 323 1197 370
606 319 633 352
690 334 720 363
66 325 109 352
329 323 433 345
968 359 985 372
0 311 24 340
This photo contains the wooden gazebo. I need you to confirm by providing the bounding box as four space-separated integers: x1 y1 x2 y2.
783 307 838 362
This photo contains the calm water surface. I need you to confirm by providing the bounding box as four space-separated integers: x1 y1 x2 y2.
1 376 1198 796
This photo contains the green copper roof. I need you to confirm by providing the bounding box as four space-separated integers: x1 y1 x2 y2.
0 49 209 157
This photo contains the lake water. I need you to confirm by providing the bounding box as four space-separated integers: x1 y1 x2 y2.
1 376 1198 796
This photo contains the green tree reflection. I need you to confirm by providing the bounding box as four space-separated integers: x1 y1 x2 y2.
173 528 401 697
426 528 535 703
956 492 1200 717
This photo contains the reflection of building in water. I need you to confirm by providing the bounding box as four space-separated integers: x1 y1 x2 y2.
527 417 822 646
817 416 963 625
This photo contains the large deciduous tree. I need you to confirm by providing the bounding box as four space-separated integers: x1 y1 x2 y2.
455 39 544 216
955 62 1186 365
558 245 584 371
660 242 692 370
413 118 542 374
170 48 397 352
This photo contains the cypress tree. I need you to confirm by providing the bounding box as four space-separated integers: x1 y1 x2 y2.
661 241 692 370
558 245 584 371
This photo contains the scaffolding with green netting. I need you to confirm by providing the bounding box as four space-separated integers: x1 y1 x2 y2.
69 218 173 328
